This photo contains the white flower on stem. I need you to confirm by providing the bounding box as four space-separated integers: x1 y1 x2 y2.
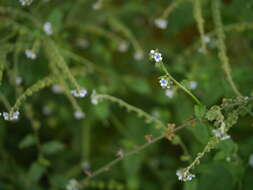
212 129 230 141
66 179 79 190
116 149 124 158
92 0 102 10
249 154 253 167
165 89 174 98
43 22 53 36
76 39 90 49
70 89 87 98
189 81 198 90
176 169 196 181
19 0 33 6
2 111 20 121
159 78 168 88
74 111 85 120
133 52 143 61
154 18 168 29
117 41 129 52
25 50 37 60
150 50 163 63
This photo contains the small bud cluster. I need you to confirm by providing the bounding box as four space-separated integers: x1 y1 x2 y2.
74 111 85 120
2 111 20 121
70 89 87 98
176 169 196 182
212 122 230 141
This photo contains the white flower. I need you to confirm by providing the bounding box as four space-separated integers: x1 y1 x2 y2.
2 111 20 121
133 52 143 61
165 89 174 98
212 129 230 141
92 1 102 10
19 0 33 6
150 50 163 62
189 81 198 90
25 50 37 60
16 76 23 86
117 41 129 52
43 22 53 36
52 85 63 94
66 179 79 190
154 18 168 29
70 89 87 98
159 79 168 88
74 111 85 120
42 106 52 115
91 90 99 105
176 169 196 181
249 154 253 167
203 35 211 44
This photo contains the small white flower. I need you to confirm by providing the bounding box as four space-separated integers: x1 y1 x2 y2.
150 50 163 63
15 76 23 86
133 52 143 61
159 79 168 88
43 22 53 36
154 18 168 29
150 49 155 54
189 81 198 90
70 89 87 98
66 178 79 190
226 157 231 162
2 111 20 121
74 111 85 120
212 129 230 141
198 47 206 54
25 50 37 60
91 90 99 105
19 0 33 6
165 89 174 98
117 41 129 52
81 161 91 171
249 154 253 167
176 169 195 181
52 85 63 94
203 35 211 44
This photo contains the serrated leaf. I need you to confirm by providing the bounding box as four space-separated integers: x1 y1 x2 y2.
194 104 207 119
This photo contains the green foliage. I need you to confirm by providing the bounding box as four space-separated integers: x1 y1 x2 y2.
0 0 253 190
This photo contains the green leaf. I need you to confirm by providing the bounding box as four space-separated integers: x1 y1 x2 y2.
194 104 207 119
41 141 64 155
28 162 47 183
19 134 37 149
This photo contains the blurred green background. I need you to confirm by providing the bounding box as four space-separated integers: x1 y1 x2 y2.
0 0 253 189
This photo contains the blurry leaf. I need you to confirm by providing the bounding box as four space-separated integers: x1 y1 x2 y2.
41 141 64 155
19 134 37 149
194 104 206 119
28 162 47 184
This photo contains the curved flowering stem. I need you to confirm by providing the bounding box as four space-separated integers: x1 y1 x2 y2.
93 93 166 129
160 62 201 105
79 118 195 188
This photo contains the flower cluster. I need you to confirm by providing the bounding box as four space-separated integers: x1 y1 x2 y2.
19 0 33 6
150 49 163 63
70 89 87 98
25 50 37 60
43 22 53 36
2 111 20 121
66 179 79 190
176 169 196 182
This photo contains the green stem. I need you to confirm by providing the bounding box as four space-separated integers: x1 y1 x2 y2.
160 63 201 105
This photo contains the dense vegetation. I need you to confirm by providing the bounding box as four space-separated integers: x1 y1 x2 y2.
1 0 253 189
